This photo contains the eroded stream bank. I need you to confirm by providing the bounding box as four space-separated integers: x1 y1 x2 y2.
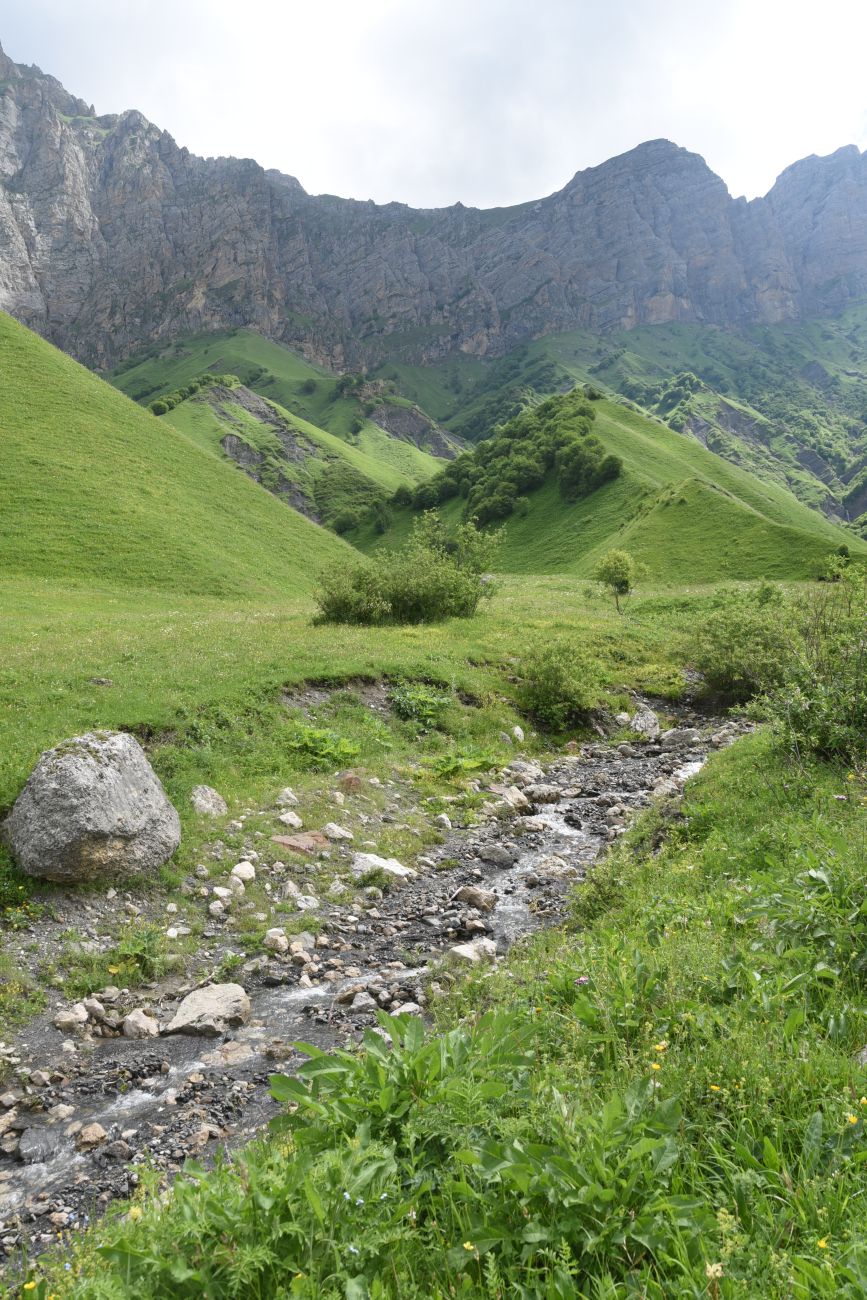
0 704 747 1264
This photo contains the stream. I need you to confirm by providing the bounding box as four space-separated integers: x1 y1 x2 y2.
0 708 743 1263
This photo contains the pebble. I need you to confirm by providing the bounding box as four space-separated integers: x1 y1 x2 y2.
76 1122 107 1152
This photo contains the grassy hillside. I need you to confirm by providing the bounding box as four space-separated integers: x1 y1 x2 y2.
377 310 867 526
163 380 440 530
0 313 349 597
359 396 863 582
110 328 452 473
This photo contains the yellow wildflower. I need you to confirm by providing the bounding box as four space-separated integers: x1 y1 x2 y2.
847 1114 858 1125
463 1241 475 1251
818 1237 829 1249
650 1062 661 1071
23 1286 37 1294
709 1085 720 1092
653 1041 668 1052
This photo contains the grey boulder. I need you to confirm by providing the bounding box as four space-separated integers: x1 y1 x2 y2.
163 983 251 1037
190 785 228 816
630 705 660 739
3 731 180 884
660 727 702 750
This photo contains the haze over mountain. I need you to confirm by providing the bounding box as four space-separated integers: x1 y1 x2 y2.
2 41 867 373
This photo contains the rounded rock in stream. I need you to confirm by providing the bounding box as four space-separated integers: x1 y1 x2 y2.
163 984 251 1038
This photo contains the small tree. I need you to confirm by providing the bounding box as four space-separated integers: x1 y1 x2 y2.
594 549 636 613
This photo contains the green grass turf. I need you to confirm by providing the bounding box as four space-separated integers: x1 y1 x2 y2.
0 313 349 598
0 572 699 813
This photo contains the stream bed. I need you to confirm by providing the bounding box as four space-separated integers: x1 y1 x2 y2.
0 707 744 1263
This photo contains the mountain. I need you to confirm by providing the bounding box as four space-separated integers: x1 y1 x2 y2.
2 42 867 375
0 311 349 596
360 392 864 583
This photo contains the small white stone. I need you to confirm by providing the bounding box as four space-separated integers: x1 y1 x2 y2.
278 810 303 829
323 823 353 842
263 927 289 953
231 861 256 883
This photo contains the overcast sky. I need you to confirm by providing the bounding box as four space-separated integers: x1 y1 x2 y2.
4 0 867 208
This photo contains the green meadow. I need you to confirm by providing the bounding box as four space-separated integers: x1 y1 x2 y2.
2 312 866 1298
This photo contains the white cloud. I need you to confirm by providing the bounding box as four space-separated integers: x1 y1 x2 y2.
3 0 866 206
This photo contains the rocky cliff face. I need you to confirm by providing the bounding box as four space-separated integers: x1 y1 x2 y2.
2 42 867 369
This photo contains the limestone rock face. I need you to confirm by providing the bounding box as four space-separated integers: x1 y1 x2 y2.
2 731 181 884
1 45 866 369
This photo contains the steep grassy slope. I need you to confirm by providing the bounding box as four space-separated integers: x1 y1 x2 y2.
110 328 452 473
361 398 863 582
163 380 440 529
0 313 348 597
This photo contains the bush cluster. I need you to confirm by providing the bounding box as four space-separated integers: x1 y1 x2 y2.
402 391 622 525
691 581 792 702
148 372 239 415
692 569 866 764
314 514 500 626
516 635 601 729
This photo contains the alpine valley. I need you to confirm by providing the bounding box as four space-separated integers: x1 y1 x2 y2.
1 30 866 1300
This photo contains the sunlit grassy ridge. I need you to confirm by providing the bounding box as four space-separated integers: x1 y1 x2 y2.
381 309 867 521
359 398 861 581
165 382 438 527
0 313 348 597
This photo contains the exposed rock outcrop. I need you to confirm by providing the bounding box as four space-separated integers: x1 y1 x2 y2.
2 44 867 369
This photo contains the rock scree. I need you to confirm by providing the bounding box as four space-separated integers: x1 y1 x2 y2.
2 731 180 883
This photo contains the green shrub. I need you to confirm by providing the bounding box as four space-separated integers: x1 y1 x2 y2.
332 508 363 535
761 569 866 764
594 548 637 612
516 636 600 728
314 515 500 626
691 584 792 702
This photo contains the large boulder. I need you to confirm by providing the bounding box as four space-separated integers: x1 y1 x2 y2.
2 731 180 883
163 984 251 1037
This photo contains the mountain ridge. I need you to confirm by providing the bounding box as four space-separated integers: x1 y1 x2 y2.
2 41 867 371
